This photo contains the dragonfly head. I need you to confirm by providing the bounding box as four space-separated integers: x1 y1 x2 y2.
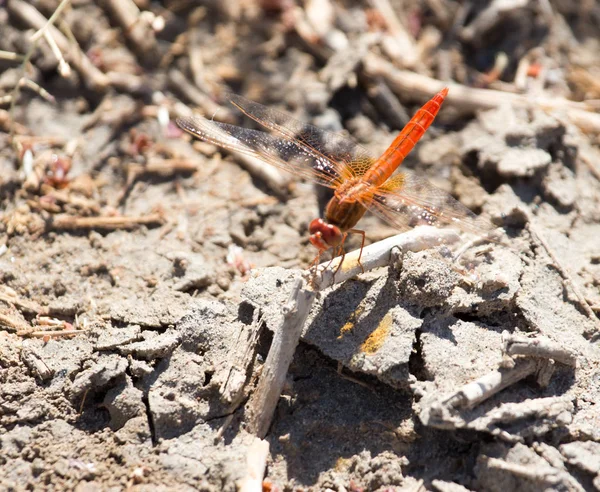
308 218 343 251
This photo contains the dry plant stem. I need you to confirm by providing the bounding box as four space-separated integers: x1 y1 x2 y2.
99 0 159 66
30 0 73 42
0 50 25 62
460 0 529 42
0 287 46 315
502 332 578 367
237 439 270 492
43 30 71 77
17 329 87 338
8 0 110 94
6 0 73 140
137 158 199 176
313 226 460 291
246 227 458 437
362 55 600 132
50 214 164 231
369 0 418 67
442 358 538 411
246 278 316 438
20 79 55 103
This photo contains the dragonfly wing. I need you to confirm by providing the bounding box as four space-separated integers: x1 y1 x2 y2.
177 116 342 188
226 93 376 180
368 170 495 236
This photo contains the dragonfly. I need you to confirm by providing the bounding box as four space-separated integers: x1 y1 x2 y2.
177 88 495 268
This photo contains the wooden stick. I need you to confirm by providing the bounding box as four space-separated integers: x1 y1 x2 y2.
237 438 270 492
99 0 160 66
443 359 539 411
246 278 316 438
43 29 71 77
0 50 25 62
312 226 460 291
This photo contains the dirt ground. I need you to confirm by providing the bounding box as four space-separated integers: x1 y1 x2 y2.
1 0 600 490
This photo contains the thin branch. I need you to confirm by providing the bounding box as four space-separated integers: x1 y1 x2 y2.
312 226 460 290
245 277 316 438
0 50 25 62
237 439 270 492
49 213 165 231
43 29 71 77
19 79 56 103
30 0 73 42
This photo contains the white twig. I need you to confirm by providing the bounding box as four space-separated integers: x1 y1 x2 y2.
30 0 73 42
441 358 538 411
460 0 529 43
420 331 579 432
237 439 270 492
0 50 25 62
99 0 160 65
246 278 316 438
369 0 418 67
19 79 55 103
312 226 460 291
43 29 71 77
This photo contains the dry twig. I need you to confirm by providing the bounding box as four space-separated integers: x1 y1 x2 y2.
312 226 460 291
99 0 160 66
49 213 164 231
8 0 110 93
237 439 270 492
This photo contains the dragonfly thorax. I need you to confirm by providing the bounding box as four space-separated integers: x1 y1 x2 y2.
334 179 374 204
323 182 370 235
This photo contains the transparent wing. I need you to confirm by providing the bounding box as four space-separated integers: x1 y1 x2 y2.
367 170 496 237
176 116 344 188
226 93 376 180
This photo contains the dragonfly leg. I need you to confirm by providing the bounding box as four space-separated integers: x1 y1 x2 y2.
347 229 366 274
332 245 346 277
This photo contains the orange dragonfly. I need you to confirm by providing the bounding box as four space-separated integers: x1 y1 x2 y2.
177 88 493 266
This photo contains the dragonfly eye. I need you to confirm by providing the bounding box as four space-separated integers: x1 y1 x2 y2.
309 218 342 250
